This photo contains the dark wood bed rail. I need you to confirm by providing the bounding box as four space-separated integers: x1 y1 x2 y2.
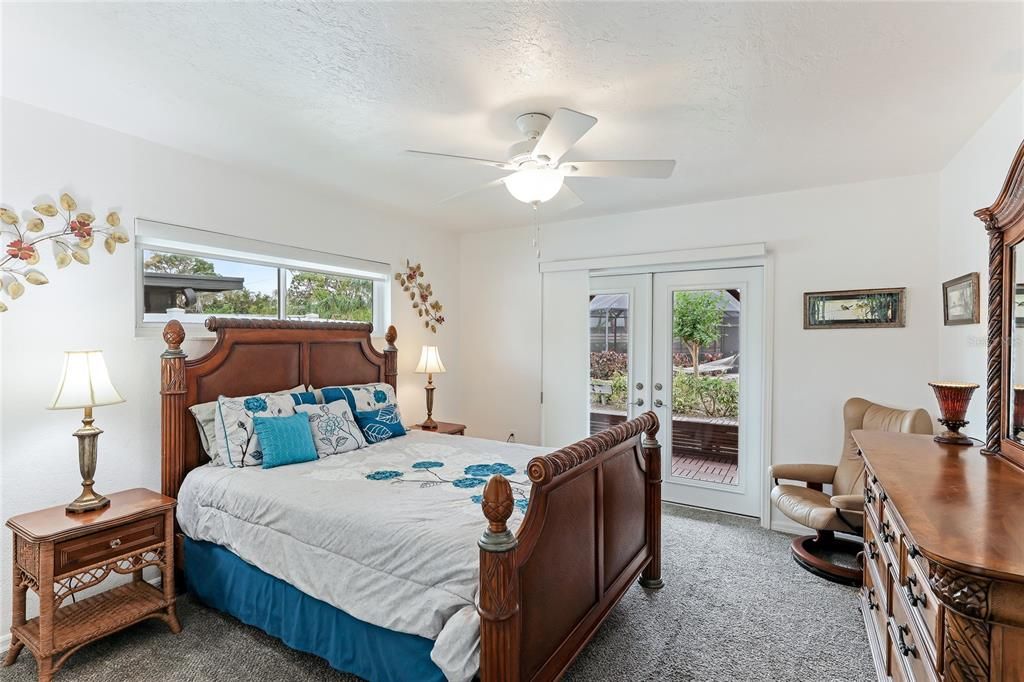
479 412 663 681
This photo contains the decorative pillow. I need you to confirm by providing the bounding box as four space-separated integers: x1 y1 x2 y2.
295 401 367 456
191 385 306 465
321 382 397 412
320 383 406 444
253 413 318 469
353 405 407 444
215 393 297 467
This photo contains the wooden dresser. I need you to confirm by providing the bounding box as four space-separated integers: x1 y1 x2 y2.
855 430 1024 682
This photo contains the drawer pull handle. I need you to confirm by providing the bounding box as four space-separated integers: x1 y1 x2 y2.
905 575 927 608
879 491 888 502
866 588 879 611
109 538 122 549
880 522 894 544
871 475 878 485
864 489 875 504
866 540 878 560
897 624 917 658
907 544 921 559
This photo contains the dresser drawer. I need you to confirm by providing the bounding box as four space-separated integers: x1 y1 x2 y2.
890 575 940 682
898 551 941 667
863 554 888 641
54 514 165 576
864 519 890 610
864 470 885 522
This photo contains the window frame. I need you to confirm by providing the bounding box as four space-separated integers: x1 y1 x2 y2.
134 219 390 337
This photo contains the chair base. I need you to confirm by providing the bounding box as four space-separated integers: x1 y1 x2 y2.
790 533 863 587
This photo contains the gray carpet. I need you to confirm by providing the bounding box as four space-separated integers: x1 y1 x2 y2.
1 505 874 681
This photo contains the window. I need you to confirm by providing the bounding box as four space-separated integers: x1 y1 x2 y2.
136 220 389 332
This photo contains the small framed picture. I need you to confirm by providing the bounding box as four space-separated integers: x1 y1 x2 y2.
942 273 980 326
804 288 906 329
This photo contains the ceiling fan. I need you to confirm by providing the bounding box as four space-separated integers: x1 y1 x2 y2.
407 108 676 208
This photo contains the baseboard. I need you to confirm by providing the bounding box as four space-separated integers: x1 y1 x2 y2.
0 576 163 655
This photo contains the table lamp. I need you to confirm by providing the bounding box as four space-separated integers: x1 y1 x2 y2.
48 350 125 513
415 345 446 430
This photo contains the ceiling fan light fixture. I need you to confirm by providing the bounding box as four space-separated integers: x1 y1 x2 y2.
504 168 564 204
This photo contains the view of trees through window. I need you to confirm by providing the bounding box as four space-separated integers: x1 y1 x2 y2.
142 250 373 322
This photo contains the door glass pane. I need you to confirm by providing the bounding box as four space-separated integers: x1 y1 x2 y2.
589 292 630 436
668 289 740 485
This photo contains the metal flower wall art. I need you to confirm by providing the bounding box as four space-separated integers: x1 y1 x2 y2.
394 259 445 333
0 192 127 312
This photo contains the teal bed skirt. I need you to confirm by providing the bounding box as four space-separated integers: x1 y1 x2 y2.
184 537 447 682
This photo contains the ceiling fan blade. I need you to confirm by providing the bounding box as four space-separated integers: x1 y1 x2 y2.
440 177 508 204
406 150 513 170
539 182 583 212
559 160 676 179
532 108 597 164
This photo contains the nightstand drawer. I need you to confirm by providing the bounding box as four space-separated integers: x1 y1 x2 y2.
54 514 164 576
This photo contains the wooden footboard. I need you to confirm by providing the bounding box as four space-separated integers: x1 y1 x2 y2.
478 412 662 681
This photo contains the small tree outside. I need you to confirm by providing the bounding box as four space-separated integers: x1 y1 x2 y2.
143 253 218 275
672 291 725 376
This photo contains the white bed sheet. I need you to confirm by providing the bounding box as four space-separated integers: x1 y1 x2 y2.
177 429 547 682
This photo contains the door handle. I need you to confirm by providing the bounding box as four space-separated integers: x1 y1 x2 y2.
653 399 664 408
632 398 645 407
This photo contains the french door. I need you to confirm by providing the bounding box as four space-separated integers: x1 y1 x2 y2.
589 266 765 517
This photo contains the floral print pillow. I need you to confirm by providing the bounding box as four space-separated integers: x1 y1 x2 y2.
215 393 297 468
295 400 367 457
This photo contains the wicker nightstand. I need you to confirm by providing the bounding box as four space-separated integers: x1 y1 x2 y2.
3 488 180 681
411 421 466 436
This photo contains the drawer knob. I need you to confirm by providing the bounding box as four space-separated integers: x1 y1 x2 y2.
905 575 927 608
109 538 122 549
897 624 917 658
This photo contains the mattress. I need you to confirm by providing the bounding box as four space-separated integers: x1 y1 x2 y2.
177 429 547 682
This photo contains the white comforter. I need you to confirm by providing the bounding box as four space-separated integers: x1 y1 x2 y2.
177 430 547 682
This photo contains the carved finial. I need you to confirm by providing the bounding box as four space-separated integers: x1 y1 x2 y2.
642 411 661 447
162 320 185 356
385 324 398 348
481 475 514 533
479 475 518 553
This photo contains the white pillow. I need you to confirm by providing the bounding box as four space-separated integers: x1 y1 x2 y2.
215 393 297 468
191 385 305 465
295 400 367 456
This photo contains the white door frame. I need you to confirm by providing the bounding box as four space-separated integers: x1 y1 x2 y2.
553 246 774 528
652 266 765 517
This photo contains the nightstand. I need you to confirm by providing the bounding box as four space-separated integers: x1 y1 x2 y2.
3 488 180 681
411 421 466 436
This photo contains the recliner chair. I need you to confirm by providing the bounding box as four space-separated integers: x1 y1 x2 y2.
770 397 932 585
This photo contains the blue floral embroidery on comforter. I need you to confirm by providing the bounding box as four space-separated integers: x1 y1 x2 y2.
364 460 530 513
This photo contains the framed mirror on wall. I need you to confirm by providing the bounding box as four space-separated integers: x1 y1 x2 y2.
977 137 1024 470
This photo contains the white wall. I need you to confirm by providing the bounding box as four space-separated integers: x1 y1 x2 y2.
937 84 1024 436
460 173 944 529
0 99 462 630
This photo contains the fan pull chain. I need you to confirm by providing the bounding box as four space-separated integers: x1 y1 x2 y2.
531 202 542 259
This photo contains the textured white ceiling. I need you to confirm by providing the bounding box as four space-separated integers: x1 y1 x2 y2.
3 2 1022 231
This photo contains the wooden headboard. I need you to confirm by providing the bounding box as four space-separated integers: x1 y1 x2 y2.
159 317 397 500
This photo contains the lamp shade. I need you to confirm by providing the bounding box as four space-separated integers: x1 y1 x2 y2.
415 346 446 374
504 168 564 204
48 350 125 410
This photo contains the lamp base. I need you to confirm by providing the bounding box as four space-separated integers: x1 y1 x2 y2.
934 430 973 446
66 410 109 514
66 489 110 514
420 417 439 431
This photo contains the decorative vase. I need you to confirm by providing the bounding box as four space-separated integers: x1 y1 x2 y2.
928 381 979 446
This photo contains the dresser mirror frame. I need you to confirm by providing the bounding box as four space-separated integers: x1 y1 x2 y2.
978 138 1024 470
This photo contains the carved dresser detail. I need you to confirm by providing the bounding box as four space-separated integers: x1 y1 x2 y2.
855 431 1024 682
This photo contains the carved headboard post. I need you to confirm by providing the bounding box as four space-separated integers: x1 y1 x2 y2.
981 216 1004 457
639 414 664 590
384 324 398 392
160 320 188 500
